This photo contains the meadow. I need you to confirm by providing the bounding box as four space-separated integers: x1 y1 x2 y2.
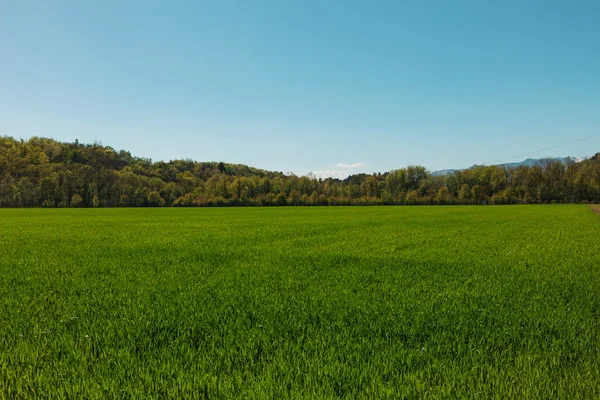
1 205 599 399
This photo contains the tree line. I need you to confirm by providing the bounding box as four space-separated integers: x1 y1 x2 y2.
1 136 599 208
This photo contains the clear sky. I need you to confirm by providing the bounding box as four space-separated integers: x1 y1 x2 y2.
1 1 599 178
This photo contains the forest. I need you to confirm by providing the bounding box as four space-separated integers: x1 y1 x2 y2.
0 136 599 207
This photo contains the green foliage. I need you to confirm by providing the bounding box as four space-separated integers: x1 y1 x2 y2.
147 191 165 207
1 206 600 397
70 194 83 208
1 136 600 207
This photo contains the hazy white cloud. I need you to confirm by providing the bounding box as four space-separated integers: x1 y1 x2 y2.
310 170 352 179
336 162 366 169
303 162 367 180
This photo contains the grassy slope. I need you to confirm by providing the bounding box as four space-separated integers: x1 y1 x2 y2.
1 206 599 398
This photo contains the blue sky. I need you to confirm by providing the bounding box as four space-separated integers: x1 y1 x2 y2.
1 1 599 177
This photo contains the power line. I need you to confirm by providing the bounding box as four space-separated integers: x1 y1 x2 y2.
487 133 600 165
443 132 600 173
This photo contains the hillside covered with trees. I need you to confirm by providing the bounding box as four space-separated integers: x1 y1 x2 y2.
0 136 599 207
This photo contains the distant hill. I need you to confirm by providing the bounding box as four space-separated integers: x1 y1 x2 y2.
432 156 590 176
501 156 589 169
1 136 599 207
431 169 458 177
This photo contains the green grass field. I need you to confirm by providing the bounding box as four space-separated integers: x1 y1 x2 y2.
1 206 599 398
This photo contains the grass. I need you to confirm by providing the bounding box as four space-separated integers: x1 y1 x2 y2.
1 205 599 399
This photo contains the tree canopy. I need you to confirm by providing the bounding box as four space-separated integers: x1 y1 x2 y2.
1 136 599 207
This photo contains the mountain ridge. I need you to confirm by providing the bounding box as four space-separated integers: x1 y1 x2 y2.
432 156 590 176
